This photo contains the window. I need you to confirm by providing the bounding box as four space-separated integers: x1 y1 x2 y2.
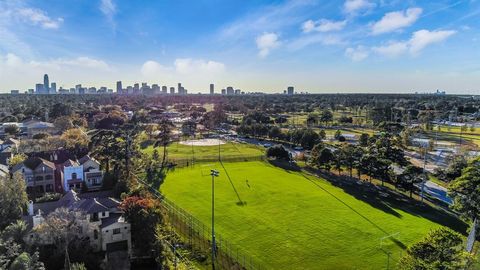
35 176 43 182
45 174 53 180
72 172 77 179
113 228 121 235
45 184 53 192
91 212 99 222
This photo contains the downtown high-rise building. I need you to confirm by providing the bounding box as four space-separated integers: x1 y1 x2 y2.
116 81 122 93
287 86 294 95
43 74 50 94
35 84 44 94
210 84 214 95
51 82 57 94
162 86 167 94
170 87 175 94
226 86 234 95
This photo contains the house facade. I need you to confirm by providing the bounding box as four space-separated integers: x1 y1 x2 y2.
25 190 131 258
12 157 59 196
63 156 103 192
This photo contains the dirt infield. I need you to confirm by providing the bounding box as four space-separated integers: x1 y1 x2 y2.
179 138 226 146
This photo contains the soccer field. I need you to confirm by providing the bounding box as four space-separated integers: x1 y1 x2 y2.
161 161 464 269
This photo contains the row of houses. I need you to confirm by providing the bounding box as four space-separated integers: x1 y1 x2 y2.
11 154 104 196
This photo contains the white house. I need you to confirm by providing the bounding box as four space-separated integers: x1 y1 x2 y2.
62 156 104 192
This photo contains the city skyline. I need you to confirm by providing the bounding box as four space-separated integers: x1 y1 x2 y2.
1 0 480 94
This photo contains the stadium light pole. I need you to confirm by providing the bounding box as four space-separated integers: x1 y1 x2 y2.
210 169 220 270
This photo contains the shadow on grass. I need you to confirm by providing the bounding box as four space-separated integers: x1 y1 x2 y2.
304 168 467 236
219 161 246 206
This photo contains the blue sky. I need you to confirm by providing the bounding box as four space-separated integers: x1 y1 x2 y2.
0 0 479 94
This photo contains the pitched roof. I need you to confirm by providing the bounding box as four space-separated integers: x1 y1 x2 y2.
22 157 55 170
100 213 126 229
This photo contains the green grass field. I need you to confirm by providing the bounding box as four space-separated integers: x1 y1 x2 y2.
142 141 265 161
162 161 464 269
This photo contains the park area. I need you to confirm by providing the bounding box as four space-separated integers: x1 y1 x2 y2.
161 160 465 269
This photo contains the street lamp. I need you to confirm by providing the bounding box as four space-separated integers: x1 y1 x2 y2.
210 169 219 270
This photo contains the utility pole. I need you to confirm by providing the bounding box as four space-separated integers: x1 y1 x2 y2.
210 169 219 270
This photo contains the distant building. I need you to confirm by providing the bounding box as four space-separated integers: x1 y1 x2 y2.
116 81 122 93
133 83 140 94
221 89 226 95
50 83 57 94
287 86 294 95
234 89 241 95
210 84 214 95
35 84 44 94
170 87 175 94
226 86 234 95
162 86 167 94
43 74 49 94
11 90 20 94
28 89 34 94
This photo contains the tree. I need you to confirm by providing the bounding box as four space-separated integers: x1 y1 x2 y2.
119 196 162 253
268 126 283 140
8 153 27 168
398 228 471 270
0 173 28 230
397 165 424 198
155 117 174 167
61 128 90 155
340 144 363 178
266 145 291 161
320 110 333 126
310 144 334 171
1 220 28 247
449 157 480 221
306 113 318 127
359 133 370 147
4 125 19 136
53 116 74 132
71 263 87 270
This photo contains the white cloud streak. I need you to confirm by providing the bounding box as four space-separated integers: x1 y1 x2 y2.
100 0 116 28
17 8 63 29
371 8 422 35
302 19 347 33
343 0 375 15
345 46 369 61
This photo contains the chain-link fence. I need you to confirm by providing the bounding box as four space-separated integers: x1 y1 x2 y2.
137 174 264 270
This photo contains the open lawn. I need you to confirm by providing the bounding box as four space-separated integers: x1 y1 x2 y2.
162 161 465 269
142 141 265 161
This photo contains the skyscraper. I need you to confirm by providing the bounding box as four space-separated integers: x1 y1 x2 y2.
170 87 175 94
287 86 294 95
43 74 50 94
226 86 234 95
51 82 57 94
35 84 44 94
116 81 122 93
162 86 167 94
210 84 214 95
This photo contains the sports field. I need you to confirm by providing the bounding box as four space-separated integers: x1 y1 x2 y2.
143 141 265 161
162 161 464 269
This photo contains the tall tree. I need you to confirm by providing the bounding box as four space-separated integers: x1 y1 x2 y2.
398 228 471 270
0 173 28 230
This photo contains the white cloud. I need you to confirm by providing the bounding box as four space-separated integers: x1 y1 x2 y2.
256 32 280 58
0 54 110 71
174 58 225 74
141 60 170 78
100 0 116 27
345 46 369 61
409 29 456 54
344 0 375 15
372 8 422 35
373 29 456 57
302 19 347 33
17 8 63 29
373 42 408 57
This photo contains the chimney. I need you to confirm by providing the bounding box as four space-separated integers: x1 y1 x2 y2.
28 200 34 216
